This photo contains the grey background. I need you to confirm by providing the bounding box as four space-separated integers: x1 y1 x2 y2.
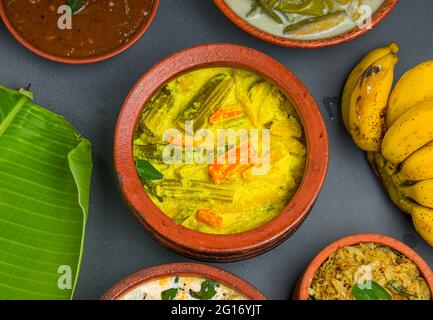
0 0 432 300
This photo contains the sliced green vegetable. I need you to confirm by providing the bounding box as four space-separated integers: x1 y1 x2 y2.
143 180 164 203
153 179 235 202
173 208 196 224
134 144 167 163
257 0 283 24
352 281 392 300
67 0 84 13
0 86 92 300
141 86 174 137
135 160 163 180
189 280 219 300
134 142 233 165
177 74 233 130
246 0 260 17
221 116 250 130
161 288 179 300
284 10 345 34
276 0 335 16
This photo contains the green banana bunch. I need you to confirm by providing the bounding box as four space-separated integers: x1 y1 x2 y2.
344 43 433 247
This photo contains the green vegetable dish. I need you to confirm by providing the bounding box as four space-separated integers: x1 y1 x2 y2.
120 277 246 300
225 0 385 40
309 243 431 300
133 67 307 234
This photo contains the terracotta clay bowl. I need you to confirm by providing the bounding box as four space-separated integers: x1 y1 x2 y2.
114 43 329 262
213 0 399 48
101 263 266 300
0 0 160 64
293 234 433 300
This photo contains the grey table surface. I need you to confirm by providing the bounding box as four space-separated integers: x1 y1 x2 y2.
1 0 432 300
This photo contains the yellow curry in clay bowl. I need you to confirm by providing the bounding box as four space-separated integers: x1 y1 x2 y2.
114 44 328 261
134 67 307 234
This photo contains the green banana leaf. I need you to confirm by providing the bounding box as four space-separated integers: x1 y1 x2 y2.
0 86 92 299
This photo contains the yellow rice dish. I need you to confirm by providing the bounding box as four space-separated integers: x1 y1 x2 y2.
309 243 431 300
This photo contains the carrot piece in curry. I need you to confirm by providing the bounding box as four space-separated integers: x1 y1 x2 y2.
197 209 223 227
208 142 255 184
209 106 244 124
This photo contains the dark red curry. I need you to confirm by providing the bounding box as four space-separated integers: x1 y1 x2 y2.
4 0 154 58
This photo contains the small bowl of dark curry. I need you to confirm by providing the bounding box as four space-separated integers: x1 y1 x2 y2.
0 0 160 64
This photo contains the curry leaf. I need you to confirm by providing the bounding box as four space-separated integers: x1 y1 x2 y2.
352 281 392 300
189 280 219 300
67 0 84 13
161 288 179 300
0 86 92 299
135 160 163 180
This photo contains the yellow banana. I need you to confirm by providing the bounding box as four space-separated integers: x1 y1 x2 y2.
393 141 433 184
400 179 433 209
370 152 433 247
342 43 399 131
368 152 413 214
387 60 433 127
412 205 433 247
382 99 433 164
346 51 398 151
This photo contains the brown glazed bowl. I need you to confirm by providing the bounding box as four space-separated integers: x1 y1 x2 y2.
293 234 433 300
0 0 160 64
101 263 266 300
114 43 329 262
213 0 399 48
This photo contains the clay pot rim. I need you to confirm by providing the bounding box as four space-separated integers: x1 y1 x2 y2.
294 233 433 300
100 262 267 300
0 0 160 64
213 0 399 49
114 43 329 261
